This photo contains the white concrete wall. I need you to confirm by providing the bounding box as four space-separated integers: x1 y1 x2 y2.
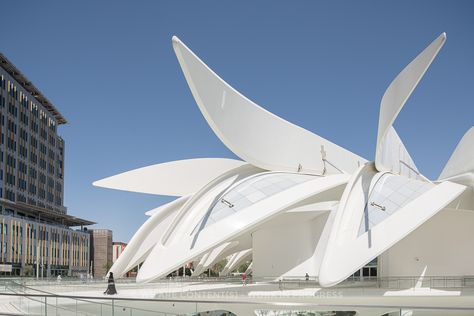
252 212 329 277
379 209 474 278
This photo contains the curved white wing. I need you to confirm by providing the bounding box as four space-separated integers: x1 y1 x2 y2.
439 126 474 185
93 158 245 197
318 164 466 287
376 33 446 173
173 36 366 175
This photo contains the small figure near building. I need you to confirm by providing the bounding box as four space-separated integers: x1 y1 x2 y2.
104 272 117 295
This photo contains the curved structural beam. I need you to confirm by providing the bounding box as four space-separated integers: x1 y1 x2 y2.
172 36 366 175
221 249 252 276
439 126 474 185
376 33 446 173
192 242 237 276
108 196 189 278
93 158 245 197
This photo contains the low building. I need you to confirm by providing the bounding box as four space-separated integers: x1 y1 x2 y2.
89 229 112 278
112 241 126 263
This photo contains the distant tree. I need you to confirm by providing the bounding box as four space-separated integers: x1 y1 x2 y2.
211 259 228 276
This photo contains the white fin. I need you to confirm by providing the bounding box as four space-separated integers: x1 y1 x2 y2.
376 33 446 173
93 158 245 197
439 127 474 186
173 36 365 175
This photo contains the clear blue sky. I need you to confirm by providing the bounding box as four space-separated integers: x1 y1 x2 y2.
2 1 473 242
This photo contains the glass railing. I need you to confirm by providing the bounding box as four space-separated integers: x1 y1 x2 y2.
1 278 474 316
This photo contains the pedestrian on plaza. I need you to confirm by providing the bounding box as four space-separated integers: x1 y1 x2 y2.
242 272 247 286
104 272 118 295
305 273 309 281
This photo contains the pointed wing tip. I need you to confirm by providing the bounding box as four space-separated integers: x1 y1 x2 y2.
92 179 104 187
438 32 447 46
172 35 181 45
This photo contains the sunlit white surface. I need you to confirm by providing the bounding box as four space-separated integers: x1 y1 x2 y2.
173 36 366 175
94 158 246 197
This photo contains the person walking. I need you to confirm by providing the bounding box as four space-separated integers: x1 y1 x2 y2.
241 272 247 286
104 272 118 295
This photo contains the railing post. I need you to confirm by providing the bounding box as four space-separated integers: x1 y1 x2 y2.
45 296 47 316
112 299 115 316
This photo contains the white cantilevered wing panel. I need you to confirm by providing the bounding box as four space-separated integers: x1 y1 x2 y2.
108 196 188 278
439 126 474 183
93 158 245 197
319 164 466 287
173 36 365 175
376 33 446 173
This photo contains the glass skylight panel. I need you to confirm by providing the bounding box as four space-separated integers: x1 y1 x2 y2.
194 172 316 233
358 174 434 235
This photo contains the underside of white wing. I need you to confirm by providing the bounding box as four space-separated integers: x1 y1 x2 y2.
439 126 474 186
93 158 246 197
172 36 366 175
376 33 446 174
221 249 252 276
318 164 466 287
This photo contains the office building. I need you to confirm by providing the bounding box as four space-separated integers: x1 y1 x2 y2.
0 53 93 276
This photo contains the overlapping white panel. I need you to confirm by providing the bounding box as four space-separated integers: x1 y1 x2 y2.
136 174 350 283
94 158 246 197
173 36 366 175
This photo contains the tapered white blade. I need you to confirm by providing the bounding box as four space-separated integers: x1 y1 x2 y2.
93 158 245 197
376 33 446 174
439 126 474 185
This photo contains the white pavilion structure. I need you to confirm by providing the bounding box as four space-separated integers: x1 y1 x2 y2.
94 32 473 289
